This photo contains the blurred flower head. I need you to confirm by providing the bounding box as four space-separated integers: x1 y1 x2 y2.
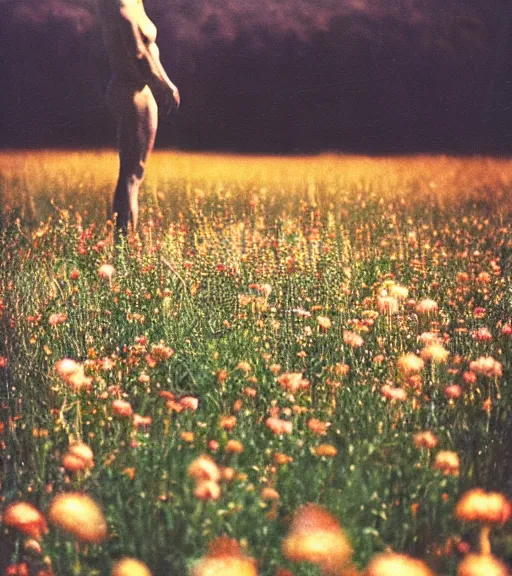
282 504 352 574
48 492 107 543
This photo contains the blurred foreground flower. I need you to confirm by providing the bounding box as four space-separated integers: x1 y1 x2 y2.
112 558 152 576
365 552 434 576
191 536 258 576
455 488 511 554
48 493 107 543
282 503 352 574
456 553 508 576
2 502 48 540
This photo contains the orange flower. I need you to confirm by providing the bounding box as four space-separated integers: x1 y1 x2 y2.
133 414 152 428
381 385 407 401
47 493 107 543
3 502 48 540
365 552 434 576
225 440 244 454
221 467 236 482
62 442 94 473
179 395 199 411
237 361 252 373
456 554 508 576
217 369 228 384
191 537 258 576
194 480 221 501
274 453 293 465
397 354 424 377
445 385 462 400
307 418 330 436
343 331 364 348
282 504 352 574
433 451 460 476
476 271 492 284
413 431 438 450
181 431 195 443
112 558 152 576
220 415 237 431
420 343 449 364
277 373 309 393
112 399 133 418
261 487 280 501
317 316 332 330
149 343 174 362
455 488 511 526
188 455 221 483
314 444 338 458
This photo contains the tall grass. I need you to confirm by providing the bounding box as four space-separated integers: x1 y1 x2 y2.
0 152 511 575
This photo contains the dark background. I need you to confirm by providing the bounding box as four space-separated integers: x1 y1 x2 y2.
1 0 511 154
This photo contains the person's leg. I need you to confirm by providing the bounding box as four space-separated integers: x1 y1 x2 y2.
114 84 158 233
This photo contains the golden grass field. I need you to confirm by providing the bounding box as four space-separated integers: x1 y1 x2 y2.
1 151 512 224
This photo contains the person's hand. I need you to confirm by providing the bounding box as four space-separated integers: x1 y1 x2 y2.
164 80 181 114
170 82 180 109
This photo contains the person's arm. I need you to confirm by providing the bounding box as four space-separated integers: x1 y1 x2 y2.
118 7 180 109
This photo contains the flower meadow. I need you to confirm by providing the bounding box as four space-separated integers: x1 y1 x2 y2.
0 151 512 575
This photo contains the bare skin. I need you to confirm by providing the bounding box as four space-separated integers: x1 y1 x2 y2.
99 0 179 233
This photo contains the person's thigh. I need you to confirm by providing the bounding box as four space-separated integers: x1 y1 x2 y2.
118 85 158 175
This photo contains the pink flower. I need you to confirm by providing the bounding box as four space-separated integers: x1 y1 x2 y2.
381 384 407 401
472 327 493 342
502 324 512 336
179 396 199 411
415 299 438 315
266 417 293 435
49 313 67 327
445 384 462 399
469 356 502 378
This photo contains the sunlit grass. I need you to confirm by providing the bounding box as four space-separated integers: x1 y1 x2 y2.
0 152 511 575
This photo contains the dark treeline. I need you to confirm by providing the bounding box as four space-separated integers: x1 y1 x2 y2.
1 0 511 153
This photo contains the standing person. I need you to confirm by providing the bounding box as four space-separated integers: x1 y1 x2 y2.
99 0 180 234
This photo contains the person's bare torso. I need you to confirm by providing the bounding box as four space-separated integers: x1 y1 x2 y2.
99 0 157 82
